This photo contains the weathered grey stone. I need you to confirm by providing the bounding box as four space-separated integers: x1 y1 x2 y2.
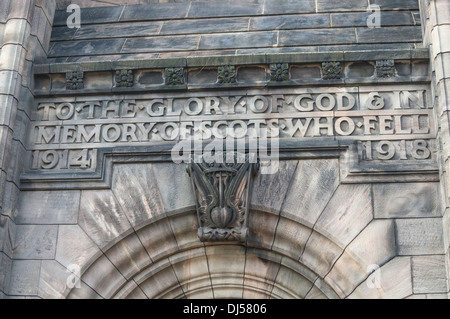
55 225 102 272
38 260 71 299
412 255 448 294
81 254 127 299
373 183 441 218
152 162 195 214
251 160 298 214
347 257 413 299
281 159 340 227
199 32 277 50
162 17 249 35
0 215 15 258
16 190 80 224
237 66 267 83
122 35 199 54
111 164 165 228
325 220 396 296
7 260 41 296
168 212 199 251
78 190 133 249
49 39 127 58
247 210 279 250
120 3 189 22
300 230 343 278
396 218 445 255
169 249 213 299
137 258 184 299
206 245 245 289
290 65 322 79
279 29 357 47
272 218 311 260
113 281 147 299
315 184 373 247
317 0 368 11
67 280 103 299
264 0 315 14
356 26 422 44
243 252 279 299
0 252 11 293
251 14 329 30
13 225 58 259
331 11 415 27
104 232 151 280
272 264 314 299
136 218 179 262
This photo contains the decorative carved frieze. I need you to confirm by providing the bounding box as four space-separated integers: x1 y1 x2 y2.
322 62 341 80
115 69 134 87
187 152 259 242
66 71 84 90
270 63 290 82
165 67 185 86
217 65 236 84
376 60 396 78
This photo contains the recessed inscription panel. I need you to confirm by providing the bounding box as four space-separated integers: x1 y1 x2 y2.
24 85 436 185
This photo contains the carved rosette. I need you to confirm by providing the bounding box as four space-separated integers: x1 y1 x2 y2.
376 60 396 78
66 71 84 90
187 152 259 242
217 65 236 84
164 67 185 86
115 69 134 87
270 63 289 82
322 62 341 80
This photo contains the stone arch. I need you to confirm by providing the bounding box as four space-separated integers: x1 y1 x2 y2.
64 209 398 299
60 160 410 299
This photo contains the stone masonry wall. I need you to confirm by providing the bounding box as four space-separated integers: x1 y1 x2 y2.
0 0 56 297
1 0 449 299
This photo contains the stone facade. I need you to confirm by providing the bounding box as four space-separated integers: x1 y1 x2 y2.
0 0 449 299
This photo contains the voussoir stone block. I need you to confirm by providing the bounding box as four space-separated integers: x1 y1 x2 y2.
281 159 340 227
111 164 165 228
104 232 152 280
78 190 133 250
81 254 127 299
251 160 298 214
325 220 396 297
314 184 373 248
152 162 195 215
38 260 72 299
300 230 343 278
55 225 102 273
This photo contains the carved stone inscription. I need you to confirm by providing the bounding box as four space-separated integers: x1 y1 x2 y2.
29 85 434 172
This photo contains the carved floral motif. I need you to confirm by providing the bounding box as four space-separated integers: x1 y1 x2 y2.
66 71 84 90
322 62 341 80
376 60 396 78
270 63 289 82
115 69 134 87
217 65 236 84
165 67 185 86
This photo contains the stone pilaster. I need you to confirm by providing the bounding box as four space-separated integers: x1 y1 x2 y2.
420 0 450 297
0 0 56 297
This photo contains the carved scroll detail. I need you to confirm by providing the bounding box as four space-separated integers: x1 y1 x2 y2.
187 152 258 242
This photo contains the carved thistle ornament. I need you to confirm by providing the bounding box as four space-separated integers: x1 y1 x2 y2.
187 152 259 242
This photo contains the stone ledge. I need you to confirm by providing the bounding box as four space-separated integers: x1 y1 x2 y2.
34 49 429 75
